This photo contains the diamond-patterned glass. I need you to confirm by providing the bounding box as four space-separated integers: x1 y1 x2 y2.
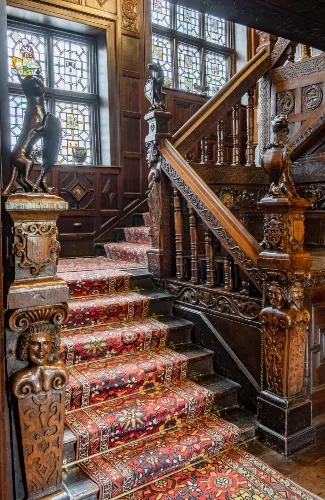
205 15 226 46
205 51 227 96
53 38 89 92
55 101 91 164
151 0 171 27
178 43 201 92
176 6 200 38
152 33 173 88
7 28 46 83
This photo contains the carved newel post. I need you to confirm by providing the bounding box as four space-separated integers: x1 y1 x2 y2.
257 116 315 455
2 69 70 499
144 62 173 278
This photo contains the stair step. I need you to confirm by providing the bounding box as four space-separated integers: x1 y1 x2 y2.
217 406 257 440
162 315 193 344
63 379 214 464
173 343 214 376
63 413 242 500
104 242 150 267
194 373 240 409
63 465 98 500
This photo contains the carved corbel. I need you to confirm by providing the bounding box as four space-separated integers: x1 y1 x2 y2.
10 303 69 500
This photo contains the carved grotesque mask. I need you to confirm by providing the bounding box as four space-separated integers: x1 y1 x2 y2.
27 332 52 366
268 285 283 309
291 284 304 310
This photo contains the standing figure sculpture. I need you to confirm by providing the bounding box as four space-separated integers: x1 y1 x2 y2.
2 70 61 196
146 61 167 112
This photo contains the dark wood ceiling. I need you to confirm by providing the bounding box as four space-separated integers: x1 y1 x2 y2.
170 0 325 52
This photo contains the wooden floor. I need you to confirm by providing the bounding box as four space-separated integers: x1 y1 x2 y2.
240 428 325 498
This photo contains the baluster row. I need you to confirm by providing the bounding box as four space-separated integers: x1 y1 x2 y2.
185 89 256 167
172 187 253 294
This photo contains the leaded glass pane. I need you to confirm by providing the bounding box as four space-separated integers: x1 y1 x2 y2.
176 6 200 38
55 101 91 164
9 94 27 148
53 38 89 92
205 15 226 46
206 51 227 96
7 28 46 83
152 34 173 88
178 43 201 92
151 0 171 28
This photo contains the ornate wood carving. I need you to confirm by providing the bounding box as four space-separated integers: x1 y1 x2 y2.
270 38 291 68
245 88 255 167
122 0 139 32
302 85 323 110
231 104 240 166
205 230 216 287
216 120 225 165
165 280 261 321
173 188 185 280
188 205 199 284
258 74 271 162
272 53 325 83
277 91 295 114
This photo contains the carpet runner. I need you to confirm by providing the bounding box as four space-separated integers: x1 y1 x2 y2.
120 448 320 500
59 255 319 500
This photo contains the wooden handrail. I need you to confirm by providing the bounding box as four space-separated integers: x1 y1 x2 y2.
161 139 262 290
172 48 270 156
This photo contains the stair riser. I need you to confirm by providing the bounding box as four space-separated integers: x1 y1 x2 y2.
167 326 192 345
212 389 238 410
188 355 214 377
149 297 174 316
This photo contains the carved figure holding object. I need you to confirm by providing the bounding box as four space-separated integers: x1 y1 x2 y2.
146 61 167 112
2 70 61 197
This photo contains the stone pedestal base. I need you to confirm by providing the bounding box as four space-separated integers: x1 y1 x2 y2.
257 391 315 455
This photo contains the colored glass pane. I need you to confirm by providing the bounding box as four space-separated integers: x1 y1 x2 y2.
205 51 227 96
53 38 89 92
151 0 171 28
7 28 46 82
176 6 200 38
152 34 173 88
55 101 92 164
205 15 226 45
178 43 201 92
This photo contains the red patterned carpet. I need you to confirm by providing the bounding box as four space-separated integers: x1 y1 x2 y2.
59 253 320 500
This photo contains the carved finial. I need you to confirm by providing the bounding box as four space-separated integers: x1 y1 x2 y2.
262 115 297 198
145 61 167 112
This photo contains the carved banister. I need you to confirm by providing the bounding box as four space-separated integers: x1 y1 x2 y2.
172 48 270 156
160 139 262 291
290 103 325 159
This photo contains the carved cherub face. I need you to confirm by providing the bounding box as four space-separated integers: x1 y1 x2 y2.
268 285 283 309
27 332 52 366
291 284 304 309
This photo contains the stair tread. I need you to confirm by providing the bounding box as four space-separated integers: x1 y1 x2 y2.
72 413 242 499
64 379 214 460
194 372 241 395
174 343 214 360
218 406 257 433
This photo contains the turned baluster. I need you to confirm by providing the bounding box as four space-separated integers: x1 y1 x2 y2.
200 137 210 163
231 104 240 166
216 120 225 165
245 88 255 167
173 187 184 280
205 230 216 287
188 204 199 284
223 256 233 290
302 45 312 59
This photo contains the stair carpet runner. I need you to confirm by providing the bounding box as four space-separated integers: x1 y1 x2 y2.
58 213 319 500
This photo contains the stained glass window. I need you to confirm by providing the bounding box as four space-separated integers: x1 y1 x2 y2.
176 6 200 38
55 101 91 164
151 0 171 28
7 20 99 165
7 28 46 83
53 38 89 92
178 43 201 92
205 15 226 46
151 2 232 95
206 51 227 96
152 33 173 87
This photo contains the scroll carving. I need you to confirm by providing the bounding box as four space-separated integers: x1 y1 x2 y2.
272 52 325 83
122 0 139 32
10 303 69 499
302 85 323 110
277 91 295 114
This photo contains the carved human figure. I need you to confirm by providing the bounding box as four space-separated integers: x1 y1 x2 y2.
268 283 284 309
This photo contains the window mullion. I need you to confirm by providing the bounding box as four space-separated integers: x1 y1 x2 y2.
201 47 206 88
173 37 178 90
48 32 54 90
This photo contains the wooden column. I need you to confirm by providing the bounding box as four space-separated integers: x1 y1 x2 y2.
245 88 256 167
5 193 70 500
257 116 315 456
188 204 199 284
223 256 233 291
174 188 185 280
205 230 216 287
216 120 225 165
231 104 240 166
144 70 173 279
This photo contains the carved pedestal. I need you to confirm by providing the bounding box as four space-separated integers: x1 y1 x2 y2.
257 196 315 455
145 109 173 279
5 193 69 499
